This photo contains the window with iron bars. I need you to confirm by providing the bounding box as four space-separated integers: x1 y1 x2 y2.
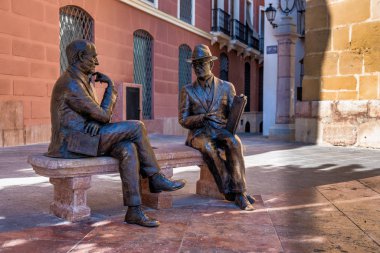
133 30 153 120
178 44 192 94
179 0 193 24
59 6 94 73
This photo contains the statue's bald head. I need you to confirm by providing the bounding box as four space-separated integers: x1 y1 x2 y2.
66 39 95 66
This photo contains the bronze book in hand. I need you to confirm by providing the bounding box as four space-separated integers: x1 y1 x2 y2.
225 94 247 135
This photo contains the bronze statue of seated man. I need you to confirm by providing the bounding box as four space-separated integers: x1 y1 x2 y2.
179 44 255 211
46 39 186 227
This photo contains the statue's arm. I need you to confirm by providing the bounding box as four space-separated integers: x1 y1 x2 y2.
99 83 117 115
178 87 205 129
65 80 117 124
96 72 117 115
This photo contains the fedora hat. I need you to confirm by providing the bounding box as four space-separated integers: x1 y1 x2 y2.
186 44 218 63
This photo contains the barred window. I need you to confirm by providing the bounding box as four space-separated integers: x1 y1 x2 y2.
179 0 193 24
220 53 229 81
133 30 153 120
178 44 192 93
59 6 94 73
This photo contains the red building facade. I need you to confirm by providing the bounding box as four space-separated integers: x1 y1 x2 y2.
0 0 263 147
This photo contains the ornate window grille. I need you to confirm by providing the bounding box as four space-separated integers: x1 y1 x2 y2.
133 30 153 120
220 53 229 81
59 6 94 73
179 0 193 24
244 62 251 112
178 44 192 93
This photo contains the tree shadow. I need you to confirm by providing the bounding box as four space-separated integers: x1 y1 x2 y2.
297 0 331 144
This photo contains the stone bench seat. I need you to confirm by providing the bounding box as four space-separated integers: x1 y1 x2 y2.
28 141 222 222
29 144 205 178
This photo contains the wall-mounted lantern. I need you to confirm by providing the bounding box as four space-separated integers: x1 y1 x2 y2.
265 3 278 28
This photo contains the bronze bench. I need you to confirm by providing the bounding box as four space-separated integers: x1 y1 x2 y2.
28 142 222 222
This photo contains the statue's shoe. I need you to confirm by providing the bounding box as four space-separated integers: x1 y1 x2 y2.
225 193 256 204
235 193 255 211
124 206 160 227
149 173 186 193
224 193 236 202
246 194 256 205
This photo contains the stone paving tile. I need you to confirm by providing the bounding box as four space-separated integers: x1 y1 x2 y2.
0 220 95 253
263 183 380 253
181 223 282 253
318 180 379 202
275 225 380 253
317 179 380 247
1 239 76 253
360 175 380 193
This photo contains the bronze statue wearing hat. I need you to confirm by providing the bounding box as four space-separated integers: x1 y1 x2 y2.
47 39 186 227
179 44 255 211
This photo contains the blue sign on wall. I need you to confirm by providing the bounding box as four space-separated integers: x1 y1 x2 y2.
266 45 278 54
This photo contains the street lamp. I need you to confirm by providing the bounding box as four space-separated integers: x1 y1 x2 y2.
265 3 278 28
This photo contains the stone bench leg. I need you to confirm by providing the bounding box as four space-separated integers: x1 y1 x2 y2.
50 176 91 222
141 167 173 209
196 164 224 199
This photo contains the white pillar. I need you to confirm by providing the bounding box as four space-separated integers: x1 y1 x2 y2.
268 16 298 141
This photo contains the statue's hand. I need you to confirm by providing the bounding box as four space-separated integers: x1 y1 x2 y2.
204 112 217 120
94 72 113 86
84 121 101 136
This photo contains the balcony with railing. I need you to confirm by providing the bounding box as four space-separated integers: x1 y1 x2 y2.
210 8 261 57
211 8 230 35
231 19 245 44
246 26 260 51
259 37 264 53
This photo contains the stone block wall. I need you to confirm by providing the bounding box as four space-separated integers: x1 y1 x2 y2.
296 100 380 148
297 0 380 148
303 0 380 101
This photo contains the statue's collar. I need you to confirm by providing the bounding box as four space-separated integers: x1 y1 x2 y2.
197 75 214 88
67 66 90 85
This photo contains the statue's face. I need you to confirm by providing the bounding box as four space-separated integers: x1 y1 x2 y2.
80 45 99 75
193 60 213 79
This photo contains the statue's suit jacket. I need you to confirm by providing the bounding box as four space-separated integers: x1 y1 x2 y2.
179 76 236 145
47 66 117 158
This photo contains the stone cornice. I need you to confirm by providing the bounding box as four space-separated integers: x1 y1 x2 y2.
119 0 212 40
